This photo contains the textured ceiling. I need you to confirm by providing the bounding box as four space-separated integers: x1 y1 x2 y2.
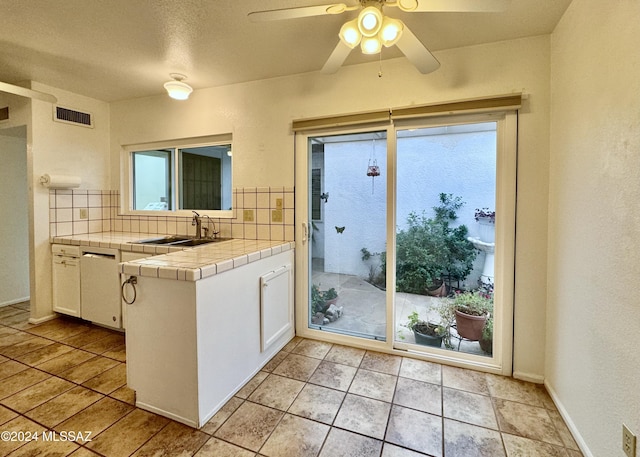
0 0 572 102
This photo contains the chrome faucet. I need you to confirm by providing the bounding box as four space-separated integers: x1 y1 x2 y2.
191 211 203 239
203 215 219 239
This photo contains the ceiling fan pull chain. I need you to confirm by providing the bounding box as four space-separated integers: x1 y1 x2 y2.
378 50 383 77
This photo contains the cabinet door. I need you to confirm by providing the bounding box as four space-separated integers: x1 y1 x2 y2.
52 256 81 317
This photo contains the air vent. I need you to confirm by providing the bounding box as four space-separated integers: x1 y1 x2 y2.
0 106 8 122
53 105 93 128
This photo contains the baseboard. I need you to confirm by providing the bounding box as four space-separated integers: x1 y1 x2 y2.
544 380 594 457
28 314 58 325
0 296 30 307
135 400 198 428
513 371 545 384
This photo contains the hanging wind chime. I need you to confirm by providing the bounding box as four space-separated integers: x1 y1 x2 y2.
366 139 381 194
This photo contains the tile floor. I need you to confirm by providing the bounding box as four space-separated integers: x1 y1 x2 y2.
0 302 583 457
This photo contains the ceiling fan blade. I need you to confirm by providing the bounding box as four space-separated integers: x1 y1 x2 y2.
0 81 58 103
412 0 508 12
395 26 440 74
321 41 353 74
248 3 349 22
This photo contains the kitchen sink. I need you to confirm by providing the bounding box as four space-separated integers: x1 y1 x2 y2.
131 236 232 247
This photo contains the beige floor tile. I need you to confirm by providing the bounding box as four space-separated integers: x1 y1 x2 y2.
349 368 398 402
57 356 119 384
0 404 18 425
82 363 127 394
443 387 498 429
55 397 134 444
0 326 19 338
201 397 244 435
102 344 126 362
308 360 357 391
1 376 74 413
25 318 85 338
381 443 428 457
486 373 547 407
0 416 47 456
502 433 570 457
281 336 303 352
442 365 490 395
86 408 169 456
385 405 442 457
195 437 256 457
131 421 209 456
61 327 114 348
547 409 580 450
0 336 53 358
261 351 288 372
494 398 563 446
360 351 402 375
288 384 345 424
235 371 268 399
444 418 505 457
0 360 30 381
108 385 136 405
334 393 391 440
248 373 305 411
290 339 333 359
0 368 51 399
324 344 366 367
319 427 382 457
393 376 442 416
260 413 329 457
35 349 96 375
0 332 39 351
14 342 74 366
0 307 27 319
25 386 104 428
80 333 126 355
1 312 30 326
272 353 321 381
31 322 91 342
214 402 283 452
399 357 441 385
68 447 103 457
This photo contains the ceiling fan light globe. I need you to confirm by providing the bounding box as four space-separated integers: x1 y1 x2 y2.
164 80 193 100
361 36 382 54
358 6 382 37
380 17 404 46
339 19 362 48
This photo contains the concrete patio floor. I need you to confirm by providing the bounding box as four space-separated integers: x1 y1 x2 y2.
311 267 488 356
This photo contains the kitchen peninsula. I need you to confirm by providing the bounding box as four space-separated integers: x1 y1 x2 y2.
51 233 295 428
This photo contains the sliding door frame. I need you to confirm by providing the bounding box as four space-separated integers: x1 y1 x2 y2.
294 111 517 376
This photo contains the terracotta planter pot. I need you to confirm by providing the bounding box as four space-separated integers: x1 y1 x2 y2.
454 310 487 341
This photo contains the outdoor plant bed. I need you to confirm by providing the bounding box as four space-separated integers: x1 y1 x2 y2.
479 317 493 354
311 285 342 325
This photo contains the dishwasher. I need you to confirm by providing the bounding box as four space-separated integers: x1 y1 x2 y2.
80 246 122 329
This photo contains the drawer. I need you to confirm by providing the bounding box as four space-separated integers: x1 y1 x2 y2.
52 244 81 256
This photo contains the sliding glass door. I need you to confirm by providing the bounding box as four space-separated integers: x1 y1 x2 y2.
295 112 516 373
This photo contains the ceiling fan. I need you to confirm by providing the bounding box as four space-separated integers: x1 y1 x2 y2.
249 0 507 74
0 81 57 103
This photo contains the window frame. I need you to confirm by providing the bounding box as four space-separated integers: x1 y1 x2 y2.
121 134 234 218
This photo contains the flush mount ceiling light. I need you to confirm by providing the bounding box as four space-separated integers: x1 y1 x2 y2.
248 0 508 75
163 73 193 100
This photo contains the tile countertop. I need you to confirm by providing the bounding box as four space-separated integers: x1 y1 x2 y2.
50 232 294 282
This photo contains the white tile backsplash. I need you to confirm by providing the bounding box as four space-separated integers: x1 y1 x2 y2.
49 187 295 242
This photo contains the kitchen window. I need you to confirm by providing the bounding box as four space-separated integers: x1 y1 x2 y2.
122 135 233 217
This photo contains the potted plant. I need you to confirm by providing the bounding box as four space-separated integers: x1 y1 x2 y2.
480 316 493 355
474 207 496 243
451 290 492 341
406 311 446 347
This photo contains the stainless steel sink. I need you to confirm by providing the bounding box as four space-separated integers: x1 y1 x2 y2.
131 236 232 247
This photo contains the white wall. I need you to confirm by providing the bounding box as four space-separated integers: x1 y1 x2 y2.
111 35 551 379
0 126 29 306
28 82 110 321
547 1 640 455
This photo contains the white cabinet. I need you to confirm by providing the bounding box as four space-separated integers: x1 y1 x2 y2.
126 249 295 428
52 245 81 317
120 251 150 330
